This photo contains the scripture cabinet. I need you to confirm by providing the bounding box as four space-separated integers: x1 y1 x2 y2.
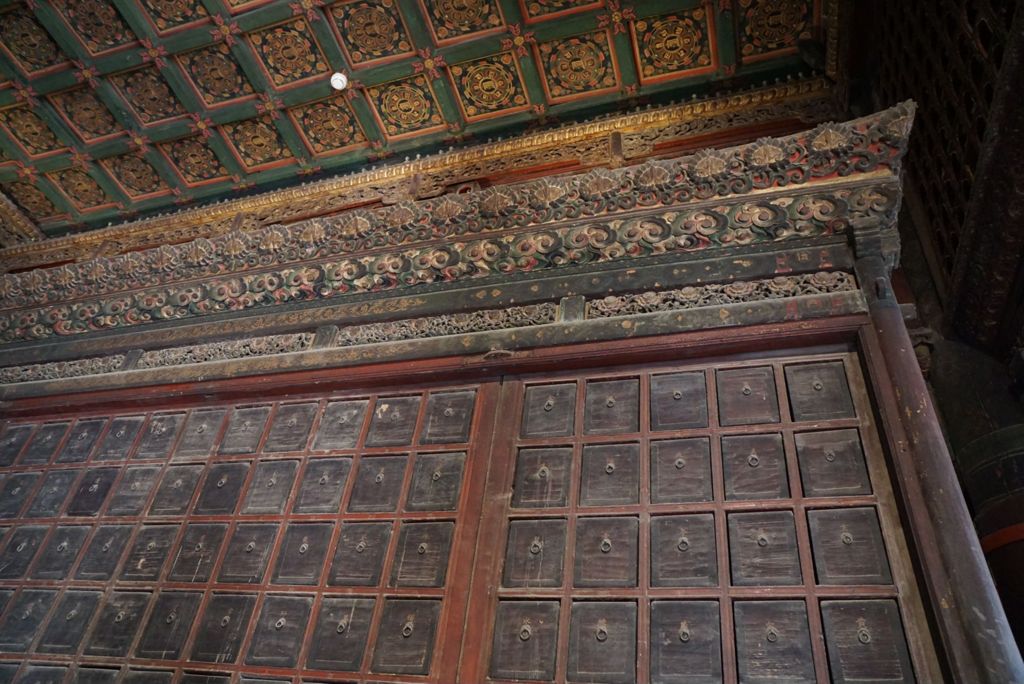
0 356 937 683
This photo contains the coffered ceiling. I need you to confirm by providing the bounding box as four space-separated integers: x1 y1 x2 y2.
0 0 828 243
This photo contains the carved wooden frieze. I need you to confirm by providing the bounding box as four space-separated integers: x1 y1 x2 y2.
0 104 913 347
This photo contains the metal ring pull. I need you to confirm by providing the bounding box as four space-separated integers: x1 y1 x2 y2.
88 480 100 493
220 615 231 627
146 541 157 551
152 423 165 435
102 539 113 552
857 626 872 644
678 622 691 643
756 534 769 547
287 417 297 427
65 609 78 621
674 457 686 470
165 612 177 624
741 384 752 396
336 619 348 634
766 625 779 643
529 538 544 555
44 433 52 442
355 540 367 553
78 431 88 441
401 620 415 638
595 621 609 642
747 453 760 467
824 450 836 462
172 478 183 489
15 542 25 552
266 477 276 488
519 623 532 641
245 541 256 553
812 380 824 391
599 537 613 553
375 471 385 484
216 477 227 488
57 540 68 552
194 542 204 551
196 424 206 434
606 396 616 408
114 611 125 624
130 481 141 491
677 537 689 552
299 541 309 554
275 617 287 630
431 470 442 482
319 473 330 485
543 397 555 412
672 390 683 400
417 543 428 555
444 407 455 417
605 462 616 474
242 421 251 430
840 532 854 545
537 465 550 480
115 429 125 439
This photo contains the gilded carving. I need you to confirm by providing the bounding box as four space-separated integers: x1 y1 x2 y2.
109 68 187 124
178 43 255 105
3 182 57 221
56 0 133 53
48 89 120 141
102 154 167 196
634 11 711 79
330 0 412 64
0 79 837 269
222 116 294 168
0 354 125 384
739 0 813 57
290 97 367 153
538 32 617 99
0 7 66 71
0 108 63 156
451 53 527 117
336 303 557 346
136 332 315 368
523 0 596 20
249 19 330 87
50 169 110 209
0 192 44 247
587 271 858 318
141 0 209 31
161 136 229 183
369 76 444 137
424 0 503 39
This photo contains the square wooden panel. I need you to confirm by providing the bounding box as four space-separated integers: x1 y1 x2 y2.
448 53 530 122
650 371 708 430
567 601 637 684
20 421 69 464
219 116 294 172
329 0 415 66
820 599 915 683
733 600 816 683
785 361 857 421
535 31 619 103
176 43 255 107
490 600 559 680
158 136 231 186
631 9 717 86
716 366 780 426
107 68 187 126
288 95 368 157
521 383 577 438
59 419 107 463
365 75 447 140
247 18 330 89
650 601 722 684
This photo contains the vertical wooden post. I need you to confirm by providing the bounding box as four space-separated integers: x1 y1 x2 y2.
857 254 1024 682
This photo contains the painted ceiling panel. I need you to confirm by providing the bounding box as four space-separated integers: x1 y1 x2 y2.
0 0 827 241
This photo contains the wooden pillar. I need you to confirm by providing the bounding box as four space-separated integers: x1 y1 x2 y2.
857 254 1024 682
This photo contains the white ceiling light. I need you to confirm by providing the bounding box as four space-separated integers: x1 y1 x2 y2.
330 72 349 91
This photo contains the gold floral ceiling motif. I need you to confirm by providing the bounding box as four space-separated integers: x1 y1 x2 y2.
0 0 836 246
49 168 112 210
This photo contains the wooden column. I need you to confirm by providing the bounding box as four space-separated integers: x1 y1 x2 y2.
857 254 1024 682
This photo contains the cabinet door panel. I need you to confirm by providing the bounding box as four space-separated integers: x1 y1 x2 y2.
722 434 789 501
25 469 80 518
490 600 559 681
728 512 801 586
271 522 333 586
37 590 102 654
241 460 298 515
0 525 48 578
650 601 722 684
0 424 33 466
820 600 915 683
76 526 131 581
120 525 177 582
306 597 376 672
217 524 278 585
390 521 454 587
795 429 872 497
167 523 227 583
407 451 466 511
651 514 717 587
218 406 271 455
106 466 161 516
521 383 576 438
173 410 226 461
650 372 708 431
190 593 257 664
808 507 892 585
58 419 106 463
734 601 815 684
785 361 856 422
194 462 250 515
573 517 638 587
84 591 152 657
370 599 441 675
244 595 313 669
135 414 184 460
0 589 56 651
135 591 202 660
421 390 476 444
264 403 318 452
93 416 144 462
366 396 421 447
512 447 572 509
66 467 119 517
347 455 407 512
313 399 368 451
21 422 69 464
31 525 90 580
581 443 640 507
650 439 712 504
567 601 637 684
584 379 640 435
149 465 202 516
0 472 38 518
716 367 780 427
503 518 567 588
293 457 351 513
328 521 392 587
